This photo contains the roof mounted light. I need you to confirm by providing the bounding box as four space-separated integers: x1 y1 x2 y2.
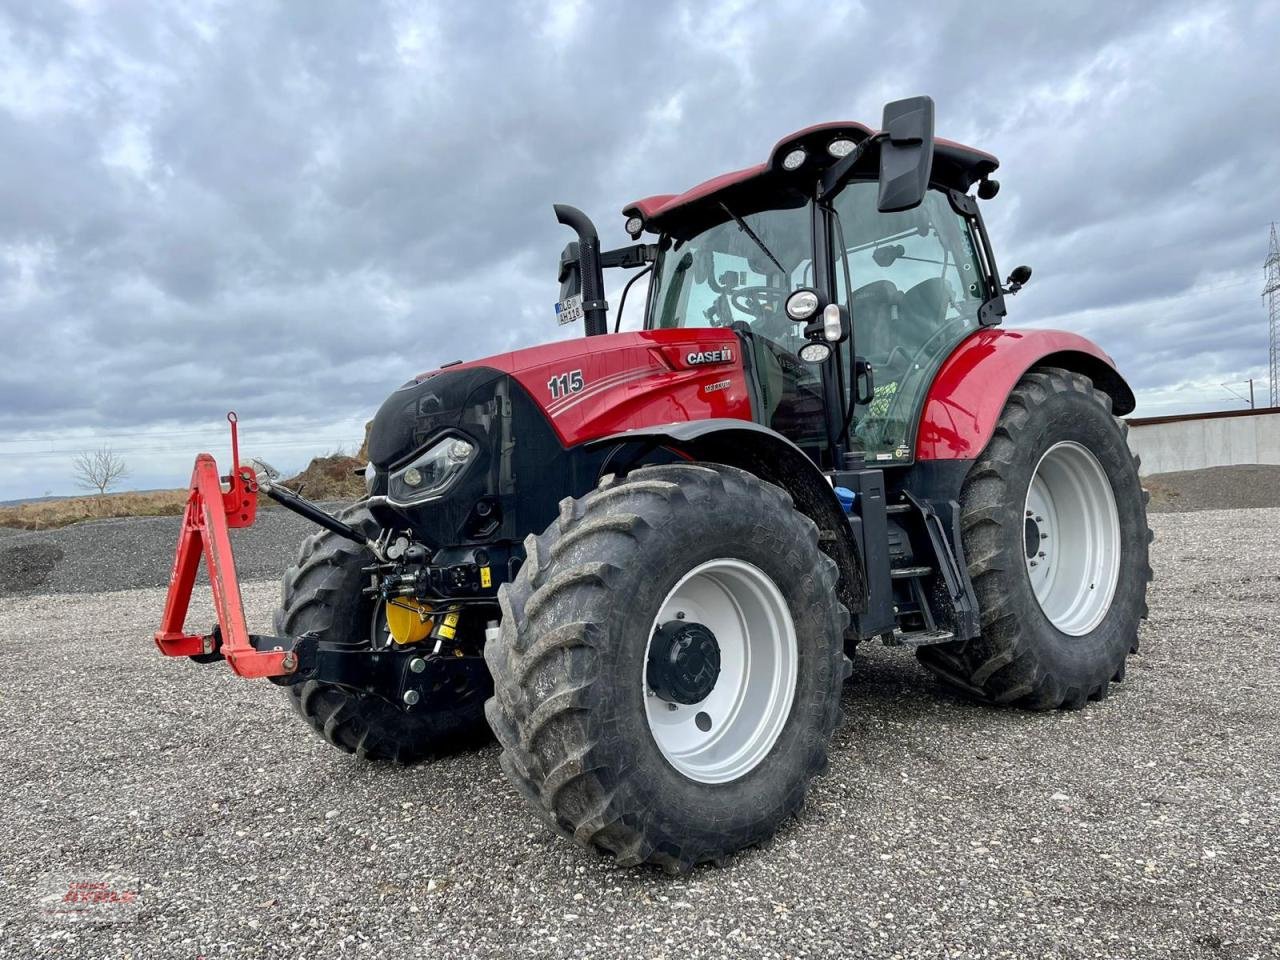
781 148 807 172
625 215 644 239
827 138 857 158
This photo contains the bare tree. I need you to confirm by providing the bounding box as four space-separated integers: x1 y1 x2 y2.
73 446 130 501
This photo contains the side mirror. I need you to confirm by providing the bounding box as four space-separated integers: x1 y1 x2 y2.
558 241 582 302
1004 264 1032 295
877 96 935 213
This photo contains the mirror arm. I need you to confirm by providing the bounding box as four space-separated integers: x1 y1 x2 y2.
817 132 887 200
600 243 658 270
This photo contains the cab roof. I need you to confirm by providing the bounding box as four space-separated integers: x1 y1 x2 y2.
622 121 998 230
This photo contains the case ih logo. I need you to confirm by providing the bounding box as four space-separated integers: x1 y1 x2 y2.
685 348 733 366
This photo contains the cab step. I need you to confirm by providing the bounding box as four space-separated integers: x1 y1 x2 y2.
890 565 933 579
883 628 955 648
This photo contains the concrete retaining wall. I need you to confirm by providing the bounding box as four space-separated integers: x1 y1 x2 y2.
1127 408 1280 475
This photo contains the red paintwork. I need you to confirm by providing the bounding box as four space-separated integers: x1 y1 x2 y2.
155 415 297 680
420 329 753 447
916 328 1121 460
623 121 996 226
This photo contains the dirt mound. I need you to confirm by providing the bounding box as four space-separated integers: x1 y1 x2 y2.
281 453 365 501
275 420 371 501
1144 464 1280 512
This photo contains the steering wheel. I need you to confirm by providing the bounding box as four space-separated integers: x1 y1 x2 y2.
729 285 789 320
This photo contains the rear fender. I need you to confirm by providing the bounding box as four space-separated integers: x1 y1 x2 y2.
916 328 1136 460
587 420 868 614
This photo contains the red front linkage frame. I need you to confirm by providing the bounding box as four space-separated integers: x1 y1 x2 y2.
153 413 297 679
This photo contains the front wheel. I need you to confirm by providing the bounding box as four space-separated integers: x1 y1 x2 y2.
917 367 1153 709
484 463 849 873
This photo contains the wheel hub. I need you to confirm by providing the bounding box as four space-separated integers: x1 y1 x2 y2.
647 621 722 704
643 558 798 785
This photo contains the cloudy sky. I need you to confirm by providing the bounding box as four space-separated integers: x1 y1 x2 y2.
2 0 1279 499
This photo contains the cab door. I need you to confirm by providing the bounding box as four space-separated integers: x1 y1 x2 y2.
829 183 989 463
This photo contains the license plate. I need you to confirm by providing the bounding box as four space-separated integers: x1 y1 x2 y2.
555 294 584 326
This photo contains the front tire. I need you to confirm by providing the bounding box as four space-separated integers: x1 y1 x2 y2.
917 367 1153 709
484 463 849 872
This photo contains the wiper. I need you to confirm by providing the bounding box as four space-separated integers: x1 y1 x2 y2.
719 202 785 274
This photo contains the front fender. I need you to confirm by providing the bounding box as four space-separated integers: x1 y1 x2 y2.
587 420 867 614
916 328 1136 460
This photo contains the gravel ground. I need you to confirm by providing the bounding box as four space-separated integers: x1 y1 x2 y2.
1 509 1277 958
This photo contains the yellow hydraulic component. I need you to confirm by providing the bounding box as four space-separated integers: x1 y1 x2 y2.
385 599 434 645
432 610 460 643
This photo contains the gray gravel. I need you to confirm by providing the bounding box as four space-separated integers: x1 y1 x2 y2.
1 509 1278 958
1146 465 1280 513
0 505 342 597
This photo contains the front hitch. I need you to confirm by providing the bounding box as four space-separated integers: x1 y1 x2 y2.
152 412 296 679
152 412 484 710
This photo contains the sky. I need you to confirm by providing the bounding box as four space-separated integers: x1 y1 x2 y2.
1 0 1279 499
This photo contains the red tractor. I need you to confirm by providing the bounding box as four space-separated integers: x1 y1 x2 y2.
156 97 1151 873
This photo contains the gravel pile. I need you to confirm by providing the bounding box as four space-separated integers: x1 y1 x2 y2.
1145 463 1280 513
0 509 1277 957
0 505 344 597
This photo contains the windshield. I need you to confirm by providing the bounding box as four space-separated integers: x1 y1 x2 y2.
649 203 812 332
646 202 828 452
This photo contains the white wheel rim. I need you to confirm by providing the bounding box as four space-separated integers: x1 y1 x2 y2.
644 559 798 784
1024 441 1121 636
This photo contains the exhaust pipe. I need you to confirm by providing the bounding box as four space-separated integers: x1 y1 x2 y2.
553 204 608 336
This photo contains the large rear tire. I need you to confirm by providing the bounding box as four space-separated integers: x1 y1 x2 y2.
273 505 491 762
917 367 1152 709
484 463 849 873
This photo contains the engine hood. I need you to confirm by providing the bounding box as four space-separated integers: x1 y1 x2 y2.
364 328 751 549
372 328 751 463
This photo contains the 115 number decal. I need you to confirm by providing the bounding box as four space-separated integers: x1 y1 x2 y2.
547 369 585 400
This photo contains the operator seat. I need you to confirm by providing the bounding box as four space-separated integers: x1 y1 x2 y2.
851 280 902 365
899 277 953 342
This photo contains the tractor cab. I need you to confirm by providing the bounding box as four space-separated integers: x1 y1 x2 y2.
618 104 1005 470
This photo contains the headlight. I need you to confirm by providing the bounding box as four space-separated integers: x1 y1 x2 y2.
387 435 475 504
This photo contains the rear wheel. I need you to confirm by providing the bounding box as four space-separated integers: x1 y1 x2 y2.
484 463 849 872
917 367 1152 709
274 505 491 762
